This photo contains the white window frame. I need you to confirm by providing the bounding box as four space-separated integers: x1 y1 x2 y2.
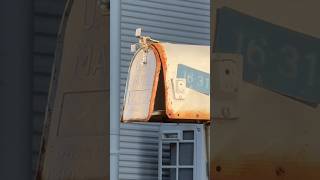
158 124 208 180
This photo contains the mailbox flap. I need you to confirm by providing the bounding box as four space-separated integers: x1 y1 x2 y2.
122 46 161 122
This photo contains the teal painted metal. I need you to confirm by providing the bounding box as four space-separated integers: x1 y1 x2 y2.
215 7 320 105
177 64 210 95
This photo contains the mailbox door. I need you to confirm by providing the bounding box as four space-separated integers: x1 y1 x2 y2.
122 47 161 122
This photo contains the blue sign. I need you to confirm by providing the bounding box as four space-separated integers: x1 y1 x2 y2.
215 7 320 105
177 64 210 95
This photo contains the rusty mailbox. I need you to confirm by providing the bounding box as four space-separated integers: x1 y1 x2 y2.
122 28 210 123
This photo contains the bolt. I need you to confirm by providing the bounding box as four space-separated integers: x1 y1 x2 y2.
221 107 231 118
216 166 222 172
275 167 285 176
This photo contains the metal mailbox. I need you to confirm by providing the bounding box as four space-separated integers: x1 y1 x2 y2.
121 29 210 123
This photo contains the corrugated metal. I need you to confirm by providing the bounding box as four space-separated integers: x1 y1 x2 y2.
119 123 160 180
120 0 210 106
32 0 66 175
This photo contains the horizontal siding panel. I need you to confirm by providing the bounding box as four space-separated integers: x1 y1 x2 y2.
33 35 58 54
120 155 158 163
121 11 209 28
120 123 160 130
33 114 45 134
120 142 158 150
34 15 61 35
33 75 51 93
32 134 41 153
34 0 66 16
32 95 48 113
119 167 158 175
33 55 54 74
120 123 160 179
119 161 158 169
121 4 209 22
122 0 209 16
122 0 209 10
120 148 159 157
121 26 209 40
121 18 210 34
121 34 208 45
119 174 158 180
120 129 159 138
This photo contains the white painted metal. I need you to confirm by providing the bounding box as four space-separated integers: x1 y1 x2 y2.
158 124 208 180
122 48 158 121
160 43 210 120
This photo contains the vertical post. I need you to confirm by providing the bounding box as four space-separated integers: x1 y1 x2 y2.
0 0 33 180
210 1 216 179
110 0 120 179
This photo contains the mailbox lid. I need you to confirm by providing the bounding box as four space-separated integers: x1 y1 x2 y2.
154 43 210 121
122 46 161 122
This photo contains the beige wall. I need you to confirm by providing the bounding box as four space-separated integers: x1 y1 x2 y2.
210 2 320 180
212 0 320 46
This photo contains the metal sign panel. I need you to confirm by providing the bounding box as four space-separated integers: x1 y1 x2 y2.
215 7 320 104
177 64 210 95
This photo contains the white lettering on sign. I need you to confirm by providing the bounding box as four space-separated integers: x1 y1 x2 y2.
246 38 266 68
278 45 298 79
306 53 317 87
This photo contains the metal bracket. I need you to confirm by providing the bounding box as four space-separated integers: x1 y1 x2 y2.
212 53 243 119
131 28 159 52
172 78 187 100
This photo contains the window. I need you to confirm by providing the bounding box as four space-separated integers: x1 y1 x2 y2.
159 130 195 180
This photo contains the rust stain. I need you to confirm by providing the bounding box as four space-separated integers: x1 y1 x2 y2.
151 43 170 120
146 45 162 121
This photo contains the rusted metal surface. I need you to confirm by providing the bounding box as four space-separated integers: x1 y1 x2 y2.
211 2 320 180
211 78 320 180
122 42 210 123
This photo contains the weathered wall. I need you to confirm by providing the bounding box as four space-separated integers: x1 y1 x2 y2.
211 1 320 180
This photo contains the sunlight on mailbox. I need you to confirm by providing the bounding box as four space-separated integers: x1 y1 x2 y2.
121 28 210 123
